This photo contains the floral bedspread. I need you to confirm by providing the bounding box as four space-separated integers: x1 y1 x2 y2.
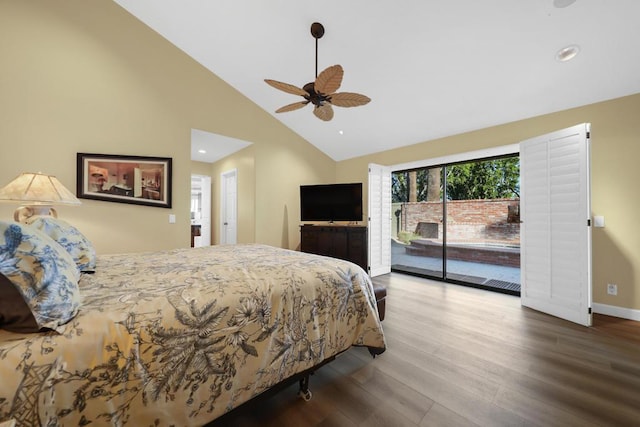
0 244 386 426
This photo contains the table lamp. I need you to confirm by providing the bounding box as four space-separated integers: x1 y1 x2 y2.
0 172 81 223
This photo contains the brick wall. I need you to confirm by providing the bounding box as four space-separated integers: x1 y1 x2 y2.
400 199 520 244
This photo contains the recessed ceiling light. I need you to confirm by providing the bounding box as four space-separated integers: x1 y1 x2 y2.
339 130 344 135
556 44 580 62
198 149 206 154
553 0 577 8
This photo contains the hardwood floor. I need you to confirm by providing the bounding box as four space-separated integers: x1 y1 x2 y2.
207 273 640 426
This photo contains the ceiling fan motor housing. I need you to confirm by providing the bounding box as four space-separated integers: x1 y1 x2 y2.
303 82 328 106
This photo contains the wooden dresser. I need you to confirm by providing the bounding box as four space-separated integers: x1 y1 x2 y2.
300 224 368 272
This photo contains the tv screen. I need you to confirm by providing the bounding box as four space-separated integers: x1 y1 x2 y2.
300 183 363 222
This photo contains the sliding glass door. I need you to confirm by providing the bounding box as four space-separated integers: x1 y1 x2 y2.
391 155 521 294
444 157 521 293
391 167 444 279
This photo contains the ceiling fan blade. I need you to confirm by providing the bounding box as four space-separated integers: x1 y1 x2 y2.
313 104 334 121
329 92 371 108
264 79 308 96
314 65 343 95
275 101 309 113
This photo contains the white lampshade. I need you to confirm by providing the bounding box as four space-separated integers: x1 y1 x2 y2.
0 172 81 205
0 172 81 222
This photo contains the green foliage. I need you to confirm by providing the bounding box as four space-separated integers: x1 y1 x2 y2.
396 230 421 244
392 170 429 203
392 156 519 202
391 171 408 202
446 157 519 200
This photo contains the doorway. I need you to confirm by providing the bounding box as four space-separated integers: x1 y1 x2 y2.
390 155 521 294
191 175 212 247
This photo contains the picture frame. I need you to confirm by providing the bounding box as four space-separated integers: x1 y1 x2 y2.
77 153 172 208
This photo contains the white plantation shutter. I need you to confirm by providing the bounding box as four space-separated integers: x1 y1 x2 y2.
368 164 392 277
520 123 592 326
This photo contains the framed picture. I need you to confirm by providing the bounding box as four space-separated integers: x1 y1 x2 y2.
77 153 172 208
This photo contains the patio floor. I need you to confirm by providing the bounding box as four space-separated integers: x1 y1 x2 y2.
391 240 521 294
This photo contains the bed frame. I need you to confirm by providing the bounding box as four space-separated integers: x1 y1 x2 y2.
206 345 383 425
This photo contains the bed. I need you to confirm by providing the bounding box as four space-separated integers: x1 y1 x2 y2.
0 219 385 427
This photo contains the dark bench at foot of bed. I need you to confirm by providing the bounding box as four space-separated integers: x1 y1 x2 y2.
374 283 386 321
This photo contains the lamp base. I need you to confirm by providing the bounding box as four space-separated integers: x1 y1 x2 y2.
14 206 58 223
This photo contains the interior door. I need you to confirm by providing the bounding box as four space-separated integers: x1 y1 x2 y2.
368 163 392 277
220 169 237 244
520 123 592 326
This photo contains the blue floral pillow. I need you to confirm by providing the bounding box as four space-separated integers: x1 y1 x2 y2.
25 215 96 272
0 221 81 332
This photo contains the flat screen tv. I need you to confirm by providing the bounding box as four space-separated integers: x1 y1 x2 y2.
300 182 363 222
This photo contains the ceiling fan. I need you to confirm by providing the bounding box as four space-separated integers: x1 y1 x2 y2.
265 22 371 122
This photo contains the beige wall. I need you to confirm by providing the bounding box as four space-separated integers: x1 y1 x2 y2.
0 0 334 254
254 139 336 250
337 93 640 312
190 160 211 177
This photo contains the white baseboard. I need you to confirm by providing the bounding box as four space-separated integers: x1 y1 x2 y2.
592 303 640 322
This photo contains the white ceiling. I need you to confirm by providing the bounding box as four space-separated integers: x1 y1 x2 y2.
190 128 252 163
114 0 640 162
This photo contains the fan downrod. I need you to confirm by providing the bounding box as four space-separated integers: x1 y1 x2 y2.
311 22 324 78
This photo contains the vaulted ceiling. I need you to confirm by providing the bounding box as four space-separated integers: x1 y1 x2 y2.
114 0 640 161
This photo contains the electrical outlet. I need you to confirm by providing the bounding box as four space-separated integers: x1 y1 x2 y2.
168 214 176 224
607 283 617 296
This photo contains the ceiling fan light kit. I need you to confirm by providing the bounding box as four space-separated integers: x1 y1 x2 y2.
265 22 371 121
